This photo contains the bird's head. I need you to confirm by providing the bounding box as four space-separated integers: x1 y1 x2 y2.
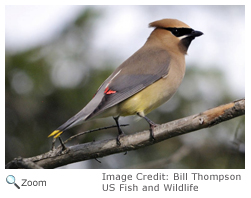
149 19 203 54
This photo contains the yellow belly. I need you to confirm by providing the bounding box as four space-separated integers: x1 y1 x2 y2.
97 58 185 118
118 66 184 117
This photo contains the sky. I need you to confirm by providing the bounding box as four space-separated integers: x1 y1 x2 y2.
5 5 245 98
3 2 249 193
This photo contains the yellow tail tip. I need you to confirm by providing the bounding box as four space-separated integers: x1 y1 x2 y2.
48 130 63 138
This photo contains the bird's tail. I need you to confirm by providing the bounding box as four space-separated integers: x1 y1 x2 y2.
48 78 109 138
48 108 90 138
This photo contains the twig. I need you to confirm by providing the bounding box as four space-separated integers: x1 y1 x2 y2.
6 99 245 169
5 157 43 169
63 124 129 144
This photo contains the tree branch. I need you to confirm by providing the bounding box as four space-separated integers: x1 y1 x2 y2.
6 98 245 169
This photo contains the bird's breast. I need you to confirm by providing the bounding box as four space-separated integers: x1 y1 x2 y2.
118 59 185 116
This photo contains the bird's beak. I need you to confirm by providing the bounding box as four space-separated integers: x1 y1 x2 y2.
190 30 203 37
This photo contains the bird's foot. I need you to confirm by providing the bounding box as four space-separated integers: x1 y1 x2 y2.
58 137 67 151
136 113 158 142
149 122 159 141
116 132 125 146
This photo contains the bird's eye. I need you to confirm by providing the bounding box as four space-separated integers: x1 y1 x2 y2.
170 28 180 36
165 28 180 37
165 28 193 37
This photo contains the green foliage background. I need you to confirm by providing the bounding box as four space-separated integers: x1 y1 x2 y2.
5 7 244 168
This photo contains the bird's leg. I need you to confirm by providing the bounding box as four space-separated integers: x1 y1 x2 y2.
58 137 67 151
137 113 157 141
113 116 124 146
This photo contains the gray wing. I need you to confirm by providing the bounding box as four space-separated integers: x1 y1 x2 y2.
87 47 171 119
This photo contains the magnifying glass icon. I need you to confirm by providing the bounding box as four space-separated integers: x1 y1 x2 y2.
6 175 20 189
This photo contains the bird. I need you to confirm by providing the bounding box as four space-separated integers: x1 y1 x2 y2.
48 18 203 146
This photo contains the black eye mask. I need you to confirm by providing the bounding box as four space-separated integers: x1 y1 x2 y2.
164 28 194 37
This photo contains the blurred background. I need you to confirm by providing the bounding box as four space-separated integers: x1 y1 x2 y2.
5 5 245 168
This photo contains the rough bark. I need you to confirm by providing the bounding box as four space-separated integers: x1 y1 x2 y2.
6 99 245 169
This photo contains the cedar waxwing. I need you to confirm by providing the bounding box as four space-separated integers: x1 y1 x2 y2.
49 18 203 145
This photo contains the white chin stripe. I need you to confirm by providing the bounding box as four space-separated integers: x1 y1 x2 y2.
178 35 189 40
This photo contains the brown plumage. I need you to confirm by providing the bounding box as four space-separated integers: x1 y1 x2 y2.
49 18 203 145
